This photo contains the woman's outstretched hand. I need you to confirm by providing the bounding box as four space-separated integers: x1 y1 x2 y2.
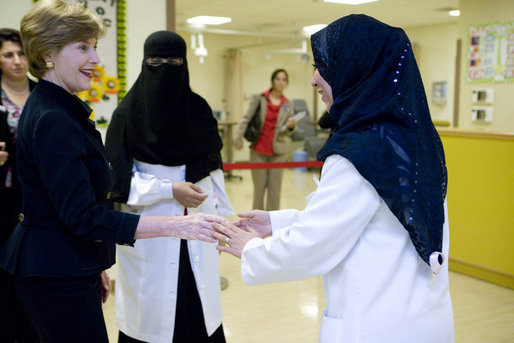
233 210 272 238
167 213 230 242
135 213 229 243
213 222 261 258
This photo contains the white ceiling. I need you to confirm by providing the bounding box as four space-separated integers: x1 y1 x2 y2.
176 0 460 37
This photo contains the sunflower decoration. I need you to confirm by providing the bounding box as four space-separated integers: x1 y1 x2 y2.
103 76 119 94
78 64 120 126
86 83 103 103
92 65 105 83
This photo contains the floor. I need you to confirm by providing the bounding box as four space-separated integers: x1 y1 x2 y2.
102 168 514 343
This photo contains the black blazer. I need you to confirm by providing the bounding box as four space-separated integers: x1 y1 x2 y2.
0 79 139 278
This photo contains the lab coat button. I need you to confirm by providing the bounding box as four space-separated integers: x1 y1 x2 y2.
193 256 200 263
199 284 206 290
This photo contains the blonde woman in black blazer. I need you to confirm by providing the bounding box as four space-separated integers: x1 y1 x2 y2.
235 69 295 210
0 2 224 342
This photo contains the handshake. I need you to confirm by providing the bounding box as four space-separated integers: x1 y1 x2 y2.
182 210 272 259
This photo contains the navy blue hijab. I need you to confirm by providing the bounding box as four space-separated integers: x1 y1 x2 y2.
312 15 447 270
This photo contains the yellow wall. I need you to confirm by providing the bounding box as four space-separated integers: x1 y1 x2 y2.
440 130 514 288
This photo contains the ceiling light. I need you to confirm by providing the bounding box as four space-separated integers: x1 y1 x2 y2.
323 0 379 5
302 24 327 36
186 16 232 26
448 9 460 17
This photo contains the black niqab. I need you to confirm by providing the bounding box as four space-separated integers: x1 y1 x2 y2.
105 31 222 202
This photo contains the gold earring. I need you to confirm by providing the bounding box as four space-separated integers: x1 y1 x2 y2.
45 61 54 69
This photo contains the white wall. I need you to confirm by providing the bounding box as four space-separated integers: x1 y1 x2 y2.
406 23 458 126
125 0 166 88
0 0 32 29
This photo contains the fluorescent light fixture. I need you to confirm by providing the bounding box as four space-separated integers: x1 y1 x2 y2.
186 16 232 26
302 24 327 36
448 9 460 17
323 0 379 5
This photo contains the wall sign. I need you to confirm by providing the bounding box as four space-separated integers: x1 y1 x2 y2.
468 21 514 83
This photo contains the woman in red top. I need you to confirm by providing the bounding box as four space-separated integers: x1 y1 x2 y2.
235 69 295 210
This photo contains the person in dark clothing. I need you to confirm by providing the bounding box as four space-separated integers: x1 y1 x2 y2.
0 27 39 343
0 2 224 342
106 30 233 343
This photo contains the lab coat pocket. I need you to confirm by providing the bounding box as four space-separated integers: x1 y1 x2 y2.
319 309 345 343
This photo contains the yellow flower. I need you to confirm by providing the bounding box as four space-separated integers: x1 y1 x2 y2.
87 83 103 103
103 76 119 94
92 65 106 82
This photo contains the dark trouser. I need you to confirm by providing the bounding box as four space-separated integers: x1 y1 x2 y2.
0 268 39 342
118 239 225 343
14 273 108 343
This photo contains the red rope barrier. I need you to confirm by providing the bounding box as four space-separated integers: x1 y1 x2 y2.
223 161 323 170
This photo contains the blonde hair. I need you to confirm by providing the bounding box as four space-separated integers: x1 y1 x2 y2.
20 0 105 78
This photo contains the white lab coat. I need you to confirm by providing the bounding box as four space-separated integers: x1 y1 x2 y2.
241 155 454 343
115 160 234 343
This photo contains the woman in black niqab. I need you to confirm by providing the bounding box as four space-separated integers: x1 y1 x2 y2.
105 31 228 343
106 30 222 202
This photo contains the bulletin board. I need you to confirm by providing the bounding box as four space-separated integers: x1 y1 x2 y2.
467 20 514 83
76 0 127 125
34 0 127 125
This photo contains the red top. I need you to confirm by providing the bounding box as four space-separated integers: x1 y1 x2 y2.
253 90 288 155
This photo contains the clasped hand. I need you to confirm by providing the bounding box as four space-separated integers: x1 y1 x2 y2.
173 182 208 208
166 213 229 243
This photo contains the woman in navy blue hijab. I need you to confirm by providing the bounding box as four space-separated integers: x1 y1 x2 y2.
214 14 454 342
312 14 448 272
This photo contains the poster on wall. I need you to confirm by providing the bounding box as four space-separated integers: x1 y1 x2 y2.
74 0 126 126
467 21 514 83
